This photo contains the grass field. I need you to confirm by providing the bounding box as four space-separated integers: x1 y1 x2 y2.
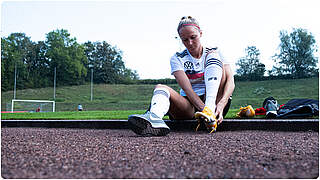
1 110 146 120
1 77 318 120
1 109 242 120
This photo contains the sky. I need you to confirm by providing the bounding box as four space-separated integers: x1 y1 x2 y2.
1 0 320 79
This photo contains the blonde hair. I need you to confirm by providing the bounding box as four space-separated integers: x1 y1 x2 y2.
177 16 201 33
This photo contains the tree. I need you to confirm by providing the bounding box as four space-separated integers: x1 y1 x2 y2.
272 28 318 78
236 46 266 80
27 41 51 88
84 41 139 84
45 29 87 85
1 29 139 91
1 33 36 91
1 37 11 91
120 68 140 84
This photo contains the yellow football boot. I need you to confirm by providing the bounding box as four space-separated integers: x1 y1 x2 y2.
195 106 218 133
237 105 255 118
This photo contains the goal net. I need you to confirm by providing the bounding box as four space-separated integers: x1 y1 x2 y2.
11 99 55 113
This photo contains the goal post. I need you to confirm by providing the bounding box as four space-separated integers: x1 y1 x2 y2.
11 99 55 113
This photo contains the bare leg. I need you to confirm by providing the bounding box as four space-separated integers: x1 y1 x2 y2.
154 84 195 120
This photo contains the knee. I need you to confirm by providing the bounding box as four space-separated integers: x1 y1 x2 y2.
154 84 168 89
154 84 172 98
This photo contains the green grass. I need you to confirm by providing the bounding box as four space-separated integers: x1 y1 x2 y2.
1 110 144 120
1 109 240 120
232 78 319 108
1 84 159 111
1 77 318 120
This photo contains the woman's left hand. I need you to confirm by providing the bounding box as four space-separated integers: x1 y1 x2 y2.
215 99 228 124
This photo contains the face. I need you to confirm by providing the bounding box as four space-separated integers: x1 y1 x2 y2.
178 26 202 54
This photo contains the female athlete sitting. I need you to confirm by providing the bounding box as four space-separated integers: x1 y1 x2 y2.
128 16 235 136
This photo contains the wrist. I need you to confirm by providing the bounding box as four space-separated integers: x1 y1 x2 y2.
218 97 229 106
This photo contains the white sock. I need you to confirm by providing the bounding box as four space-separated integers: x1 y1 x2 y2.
150 87 170 119
204 56 223 112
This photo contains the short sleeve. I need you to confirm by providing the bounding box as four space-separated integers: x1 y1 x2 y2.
205 51 223 69
170 55 184 75
218 49 233 65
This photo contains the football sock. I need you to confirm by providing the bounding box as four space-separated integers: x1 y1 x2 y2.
150 87 170 119
204 55 223 112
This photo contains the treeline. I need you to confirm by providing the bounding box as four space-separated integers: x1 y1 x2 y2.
1 29 139 91
2 28 318 91
235 28 318 81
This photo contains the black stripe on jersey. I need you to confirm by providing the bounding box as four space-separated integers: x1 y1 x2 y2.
176 50 188 58
206 58 223 69
205 47 218 53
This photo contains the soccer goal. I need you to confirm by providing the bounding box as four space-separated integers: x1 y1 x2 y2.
11 99 55 113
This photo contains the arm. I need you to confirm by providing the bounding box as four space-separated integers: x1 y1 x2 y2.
173 70 205 111
216 64 235 123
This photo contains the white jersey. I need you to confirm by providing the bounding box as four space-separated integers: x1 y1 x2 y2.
170 46 230 96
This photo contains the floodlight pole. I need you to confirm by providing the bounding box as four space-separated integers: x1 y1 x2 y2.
54 67 56 100
90 68 93 101
13 64 17 99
